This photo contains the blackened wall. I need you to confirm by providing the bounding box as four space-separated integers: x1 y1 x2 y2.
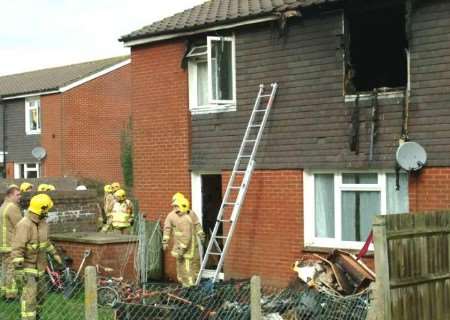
191 12 406 171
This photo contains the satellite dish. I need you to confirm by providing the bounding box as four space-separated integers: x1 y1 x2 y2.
396 142 427 171
32 146 47 161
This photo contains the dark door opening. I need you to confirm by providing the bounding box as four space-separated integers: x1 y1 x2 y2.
201 174 222 267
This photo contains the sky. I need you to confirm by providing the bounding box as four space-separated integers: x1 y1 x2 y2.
0 0 205 76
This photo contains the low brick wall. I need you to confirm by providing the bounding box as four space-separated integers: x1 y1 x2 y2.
51 232 138 282
1 190 101 233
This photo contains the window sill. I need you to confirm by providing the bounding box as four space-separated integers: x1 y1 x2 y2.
190 103 236 115
26 131 41 135
344 90 405 103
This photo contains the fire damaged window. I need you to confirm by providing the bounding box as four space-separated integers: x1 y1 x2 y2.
304 171 408 249
344 4 408 94
187 36 236 114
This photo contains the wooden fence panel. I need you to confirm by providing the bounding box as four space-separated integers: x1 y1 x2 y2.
373 212 450 320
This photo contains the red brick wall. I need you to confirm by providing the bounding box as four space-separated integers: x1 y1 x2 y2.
222 170 303 286
131 41 190 280
41 94 62 176
409 167 450 212
41 64 131 183
53 240 138 281
5 161 14 178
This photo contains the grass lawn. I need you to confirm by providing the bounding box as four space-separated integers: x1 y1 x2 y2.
0 290 115 320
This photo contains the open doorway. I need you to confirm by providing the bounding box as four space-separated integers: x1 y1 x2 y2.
191 172 223 269
201 174 223 248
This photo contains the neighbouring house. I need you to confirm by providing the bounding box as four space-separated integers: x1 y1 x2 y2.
120 0 450 286
0 56 131 183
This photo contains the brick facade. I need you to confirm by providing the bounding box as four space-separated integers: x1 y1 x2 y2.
223 170 303 286
41 64 131 183
130 41 190 281
409 167 450 212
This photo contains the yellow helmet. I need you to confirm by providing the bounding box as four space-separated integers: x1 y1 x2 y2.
173 196 190 214
111 182 121 192
37 184 49 192
20 182 33 193
47 184 56 191
114 189 126 201
104 184 113 193
171 192 185 204
29 194 54 216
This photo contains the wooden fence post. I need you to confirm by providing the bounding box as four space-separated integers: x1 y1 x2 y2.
85 266 98 320
250 275 262 320
373 215 391 320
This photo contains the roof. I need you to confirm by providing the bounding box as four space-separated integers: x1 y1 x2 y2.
0 56 129 98
120 0 337 43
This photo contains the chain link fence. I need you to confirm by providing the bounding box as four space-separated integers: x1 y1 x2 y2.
2 265 371 320
0 266 86 320
99 279 371 320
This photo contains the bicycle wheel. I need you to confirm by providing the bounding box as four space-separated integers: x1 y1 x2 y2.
98 286 120 307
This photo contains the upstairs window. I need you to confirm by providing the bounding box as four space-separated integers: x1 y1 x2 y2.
344 4 408 94
187 36 236 114
25 97 41 135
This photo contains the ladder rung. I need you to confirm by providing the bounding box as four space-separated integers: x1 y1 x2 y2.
240 155 251 158
219 219 233 223
230 186 241 189
254 109 266 113
244 140 256 143
208 252 222 256
235 171 246 174
260 94 271 97
223 202 236 205
215 236 228 239
250 124 261 128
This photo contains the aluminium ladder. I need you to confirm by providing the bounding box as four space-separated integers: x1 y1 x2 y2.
196 83 278 284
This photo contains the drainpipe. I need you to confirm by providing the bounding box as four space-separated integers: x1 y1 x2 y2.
0 96 6 178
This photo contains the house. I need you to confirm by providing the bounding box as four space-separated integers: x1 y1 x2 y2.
120 0 450 285
0 56 131 183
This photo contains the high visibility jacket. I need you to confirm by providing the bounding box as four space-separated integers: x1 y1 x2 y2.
10 212 58 277
104 193 115 216
163 210 204 259
0 200 22 253
111 200 133 228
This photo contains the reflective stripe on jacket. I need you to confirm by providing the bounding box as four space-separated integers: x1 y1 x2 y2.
0 200 22 253
111 200 133 228
10 212 56 275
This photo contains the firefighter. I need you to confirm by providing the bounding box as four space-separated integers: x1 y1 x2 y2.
0 185 22 299
111 182 121 193
111 189 133 234
11 194 62 320
20 183 33 193
101 185 115 232
162 194 205 287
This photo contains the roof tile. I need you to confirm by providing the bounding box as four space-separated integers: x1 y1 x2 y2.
120 0 335 42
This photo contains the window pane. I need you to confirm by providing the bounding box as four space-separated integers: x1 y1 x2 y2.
386 173 409 213
211 40 233 101
197 61 208 106
342 173 378 184
342 191 380 241
314 174 335 238
19 164 25 178
26 170 38 178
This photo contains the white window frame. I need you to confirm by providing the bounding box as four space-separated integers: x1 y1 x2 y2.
25 97 41 135
14 163 40 179
188 36 237 115
304 170 407 250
